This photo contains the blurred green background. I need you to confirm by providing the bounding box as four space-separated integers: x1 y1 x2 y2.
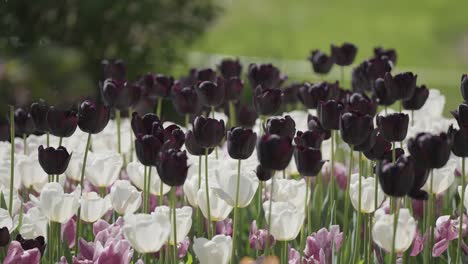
1 0 467 115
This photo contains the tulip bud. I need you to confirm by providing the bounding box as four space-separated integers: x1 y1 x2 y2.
131 112 161 137
255 164 273 181
237 105 258 128
377 155 415 197
408 132 451 169
307 115 331 140
363 129 392 160
193 116 225 148
78 100 110 134
281 83 301 105
218 58 242 79
248 63 284 90
101 79 141 110
402 85 429 110
461 74 468 102
373 78 397 106
372 208 416 253
264 115 296 138
331 42 358 66
224 77 244 101
451 103 468 130
157 148 188 186
171 82 201 115
257 134 294 171
197 68 217 82
367 56 393 80
354 128 377 152
46 107 78 138
253 86 282 116
377 113 409 142
14 108 35 137
349 174 385 213
227 127 257 160
0 227 10 247
193 235 233 264
346 93 377 116
30 100 49 133
294 145 325 176
295 130 325 150
197 81 225 107
38 145 72 175
408 164 429 200
162 124 185 150
142 73 174 99
298 82 338 109
374 47 397 65
318 100 344 130
249 221 275 250
185 130 214 156
448 125 468 157
134 134 162 166
339 111 374 146
15 234 46 256
102 59 126 82
384 72 417 101
308 50 334 74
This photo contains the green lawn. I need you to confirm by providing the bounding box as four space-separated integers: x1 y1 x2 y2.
191 0 468 113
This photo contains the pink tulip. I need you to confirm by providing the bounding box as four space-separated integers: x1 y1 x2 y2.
303 225 343 263
62 217 76 248
249 220 275 250
432 215 459 257
4 241 41 264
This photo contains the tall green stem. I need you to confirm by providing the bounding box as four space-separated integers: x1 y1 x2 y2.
115 109 121 155
300 176 310 261
156 97 163 117
146 167 152 213
185 114 190 129
204 149 212 238
265 177 275 256
457 158 466 263
23 134 27 155
171 187 178 264
8 106 14 216
143 166 148 212
46 132 50 147
390 198 400 264
344 147 353 234
354 152 363 262
229 101 236 127
282 240 288 264
230 159 241 264
330 130 335 221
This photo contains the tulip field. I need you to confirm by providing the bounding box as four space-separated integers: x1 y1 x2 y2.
1 43 468 264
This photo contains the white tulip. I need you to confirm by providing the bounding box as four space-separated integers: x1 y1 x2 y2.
92 119 133 160
85 151 123 187
15 153 48 192
197 188 233 221
0 185 22 215
17 207 47 240
349 174 385 213
126 161 170 195
372 208 417 253
110 180 142 215
123 212 171 253
154 206 192 245
422 156 456 194
183 174 202 207
262 201 304 241
30 182 81 223
193 235 232 264
80 192 112 222
0 160 21 191
0 208 15 231
65 152 84 182
213 169 259 208
266 178 309 212
458 185 468 211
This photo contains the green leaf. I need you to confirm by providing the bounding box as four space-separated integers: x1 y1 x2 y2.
63 240 73 264
186 253 193 264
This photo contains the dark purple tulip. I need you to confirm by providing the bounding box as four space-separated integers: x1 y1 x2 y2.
227 127 257 160
294 130 325 149
354 128 377 152
282 83 301 105
179 68 198 87
193 116 225 148
78 100 110 134
264 115 296 138
143 73 174 99
377 113 409 142
46 107 78 138
184 130 214 156
339 111 373 146
451 103 468 130
197 81 225 107
131 112 161 137
351 62 372 93
14 108 35 136
308 50 334 74
307 115 331 140
367 56 393 80
294 145 325 176
237 105 258 128
218 59 242 79
102 59 126 82
101 79 141 110
257 134 294 171
374 47 397 65
162 124 185 150
30 100 49 133
38 145 71 175
402 84 429 110
171 82 201 115
298 82 338 109
224 77 244 101
157 148 188 186
448 125 468 157
318 100 344 130
331 43 358 66
16 234 46 256
346 93 377 116
197 68 217 82
408 164 429 200
408 132 451 169
384 72 417 100
377 155 415 197
248 63 284 89
461 74 468 102
256 164 273 181
253 86 282 116
0 227 9 247
373 78 397 106
382 147 405 162
363 129 392 160
135 134 162 166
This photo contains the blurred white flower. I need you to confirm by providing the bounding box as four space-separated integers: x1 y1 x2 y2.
183 174 202 208
123 212 171 253
0 208 15 232
92 119 133 160
372 208 416 253
126 161 170 195
349 174 385 213
154 206 192 245
213 169 259 208
266 178 309 212
263 201 304 241
80 192 112 222
0 160 21 191
0 186 21 215
193 234 232 264
197 188 233 221
85 151 123 187
422 156 456 194
17 207 47 240
110 180 142 215
30 182 81 223
65 152 84 182
15 153 48 192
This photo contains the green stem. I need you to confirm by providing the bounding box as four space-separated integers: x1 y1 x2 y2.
229 101 236 127
143 166 148 213
23 134 27 155
330 130 335 222
46 132 50 147
8 105 14 216
354 151 363 262
265 176 275 256
257 182 263 227
411 110 414 126
171 187 178 264
230 159 241 264
344 146 353 234
156 97 163 117
340 66 345 85
59 137 63 147
282 240 288 263
368 214 373 263
300 176 310 261
204 149 212 238
185 114 190 129
390 199 400 264
159 169 164 207
146 167 152 213
457 158 466 263
116 109 121 154
128 108 134 163
196 155 202 236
